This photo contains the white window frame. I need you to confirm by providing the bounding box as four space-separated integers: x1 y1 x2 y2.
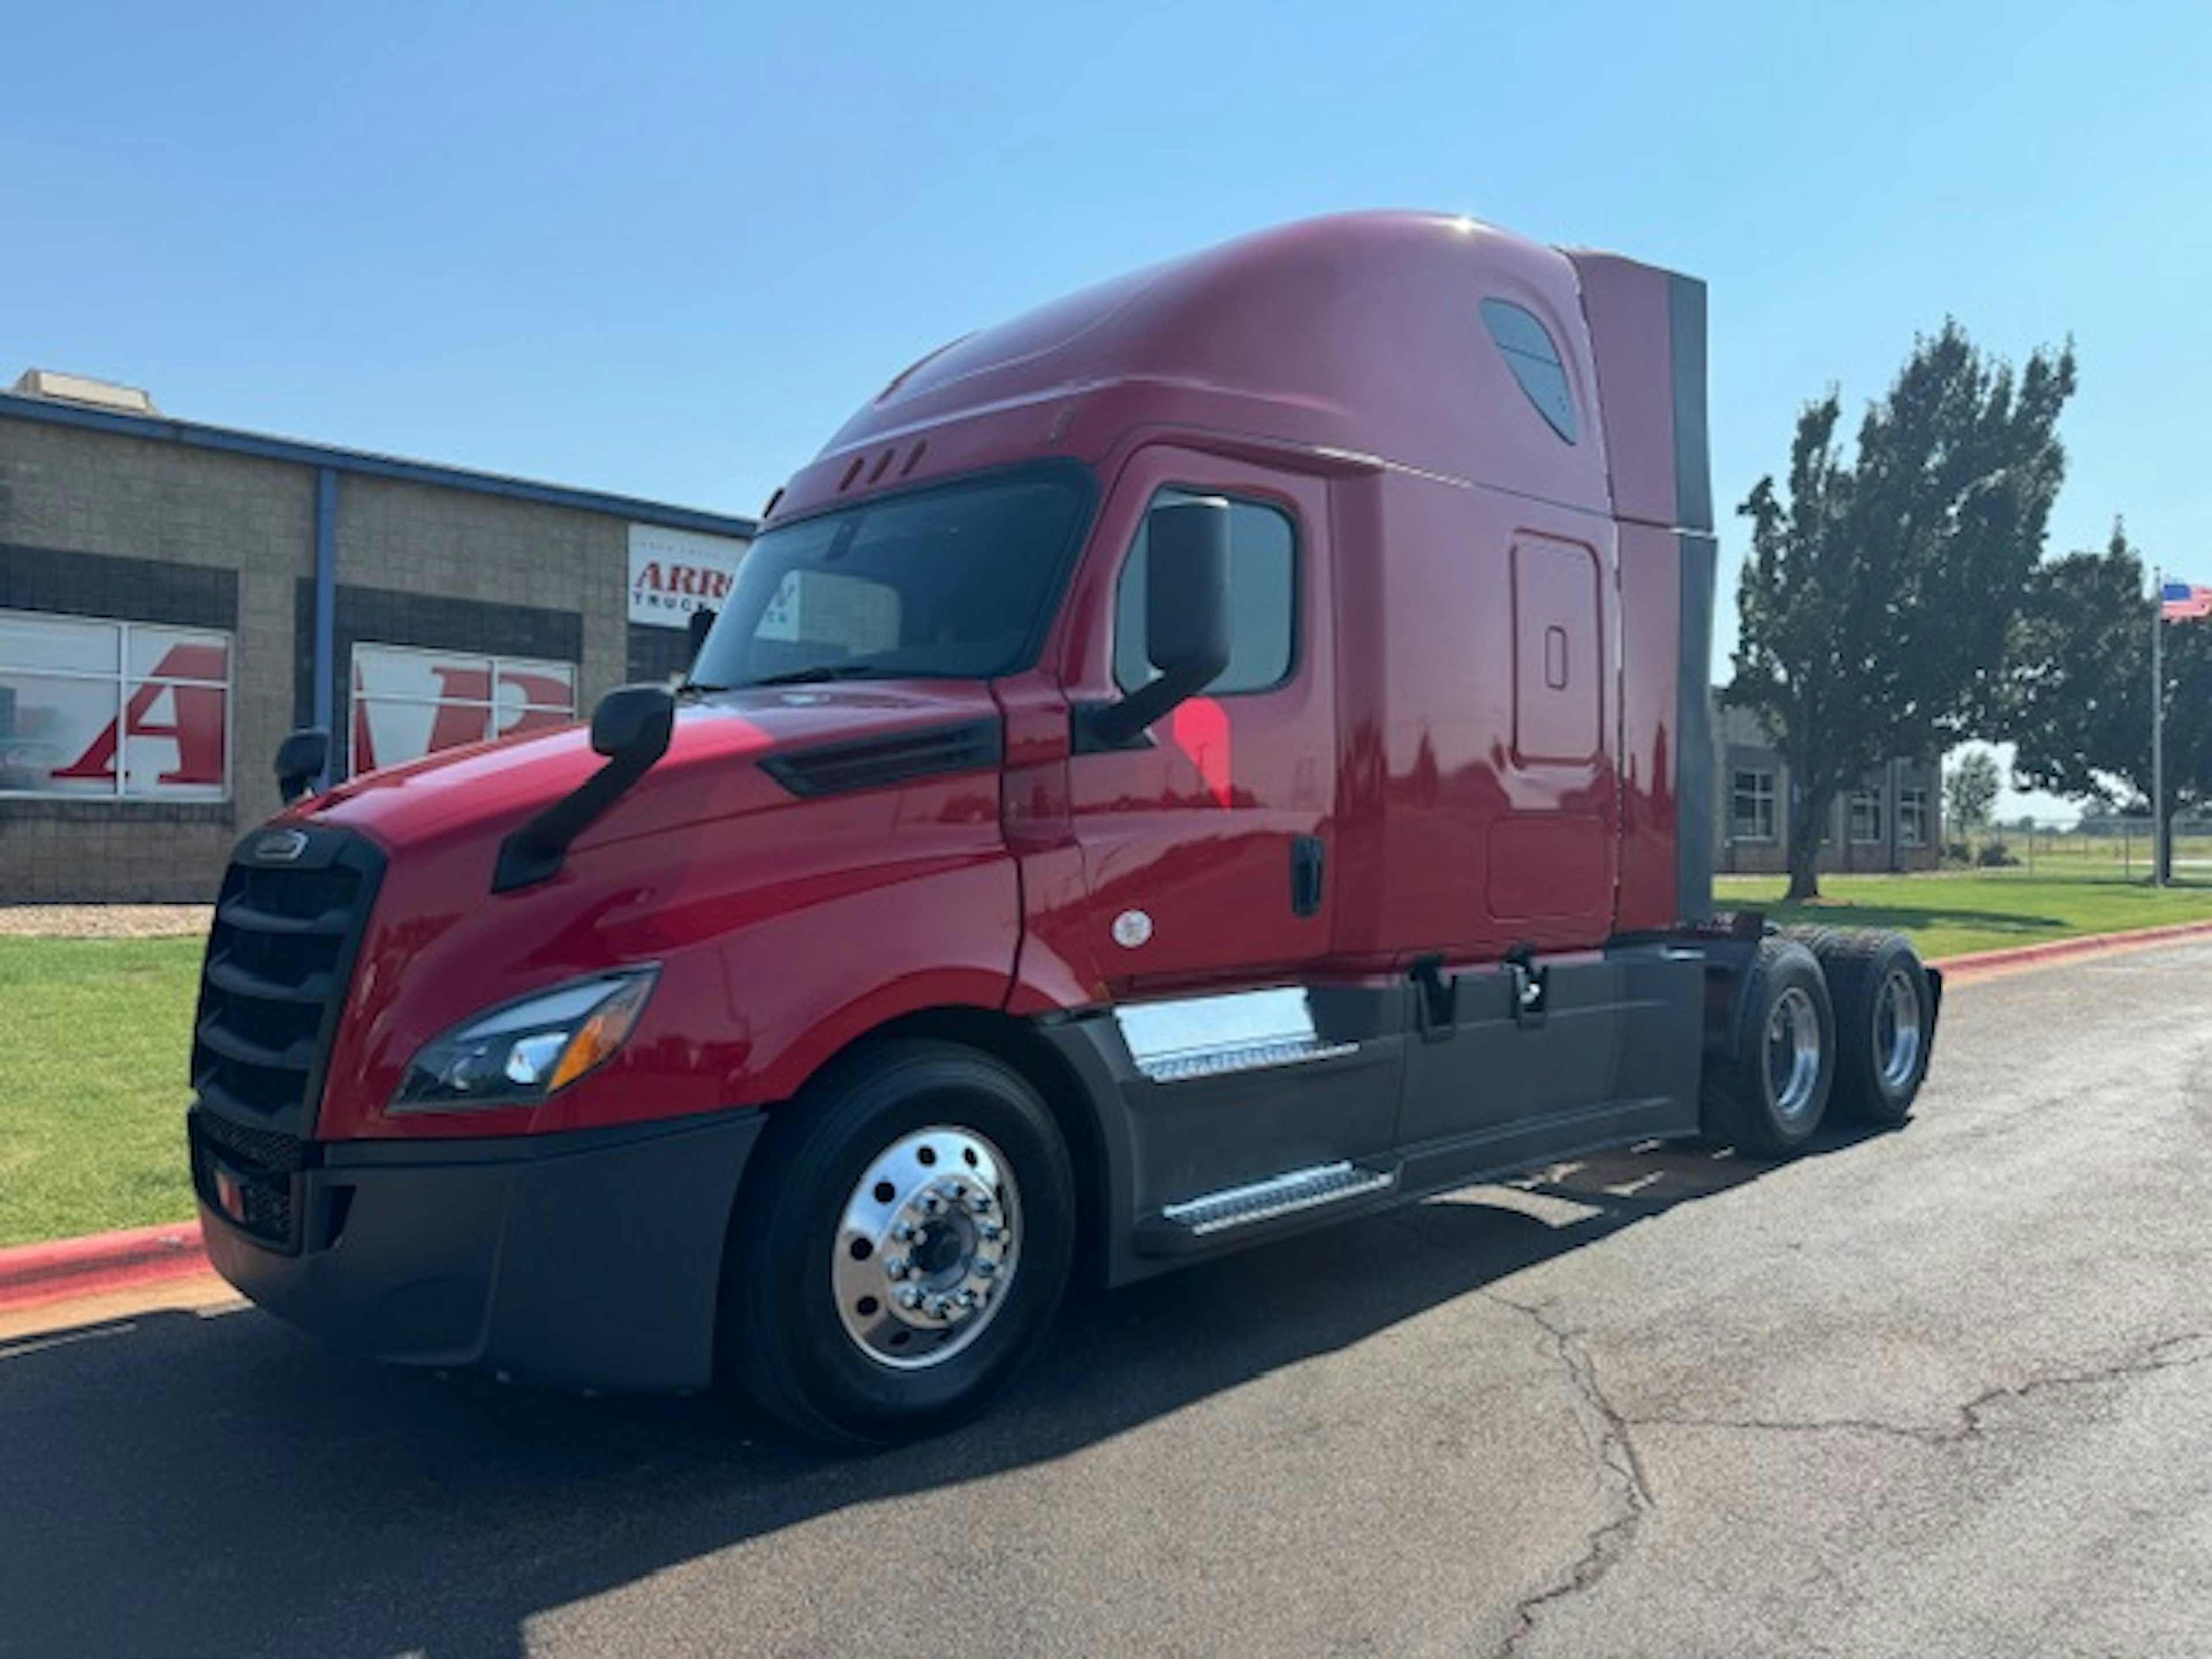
348 643 578 777
1730 768 1776 842
1849 787 1886 845
1899 786 1929 847
0 608 233 801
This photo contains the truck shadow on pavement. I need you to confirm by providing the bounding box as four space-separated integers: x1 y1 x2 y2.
0 1125 1888 1659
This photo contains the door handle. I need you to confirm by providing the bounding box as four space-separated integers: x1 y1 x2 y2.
1290 835 1325 918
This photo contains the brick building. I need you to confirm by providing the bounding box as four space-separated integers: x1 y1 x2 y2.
1712 700 1942 877
0 372 753 902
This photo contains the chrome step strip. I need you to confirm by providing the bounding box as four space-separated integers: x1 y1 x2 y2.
1160 1161 1397 1237
1137 1035 1357 1085
1116 987 1358 1084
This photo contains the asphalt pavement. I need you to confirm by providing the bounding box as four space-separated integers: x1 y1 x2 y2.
3 943 2208 1657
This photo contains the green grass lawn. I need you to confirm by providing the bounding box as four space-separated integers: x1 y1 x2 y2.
0 937 202 1248
1713 869 2212 960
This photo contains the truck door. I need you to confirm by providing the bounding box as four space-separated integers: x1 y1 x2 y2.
1063 449 1336 993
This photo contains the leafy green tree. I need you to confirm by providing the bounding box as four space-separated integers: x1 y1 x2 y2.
1730 321 2076 899
2002 523 2212 880
1945 746 2000 838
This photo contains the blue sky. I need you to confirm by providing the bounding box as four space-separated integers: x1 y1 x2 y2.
7 2 2206 813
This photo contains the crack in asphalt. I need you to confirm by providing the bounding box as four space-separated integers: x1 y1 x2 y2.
1632 1331 2212 1447
1482 1293 1652 1659
1473 1309 2210 1656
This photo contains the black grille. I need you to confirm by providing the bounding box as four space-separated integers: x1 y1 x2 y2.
188 1108 305 1252
761 718 1003 798
191 828 381 1137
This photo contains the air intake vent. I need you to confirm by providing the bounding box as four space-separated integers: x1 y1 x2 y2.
761 718 1003 798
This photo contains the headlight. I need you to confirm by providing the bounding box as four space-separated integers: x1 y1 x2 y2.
392 968 659 1111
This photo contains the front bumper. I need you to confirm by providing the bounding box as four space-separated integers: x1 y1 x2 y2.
194 1107 766 1392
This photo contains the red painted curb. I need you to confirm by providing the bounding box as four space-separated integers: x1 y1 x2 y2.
0 1219 208 1314
1930 916 2212 980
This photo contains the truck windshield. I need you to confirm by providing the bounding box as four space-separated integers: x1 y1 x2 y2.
690 466 1095 689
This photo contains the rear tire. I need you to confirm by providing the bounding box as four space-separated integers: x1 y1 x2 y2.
1702 937 1835 1157
1804 929 1932 1128
719 1040 1075 1448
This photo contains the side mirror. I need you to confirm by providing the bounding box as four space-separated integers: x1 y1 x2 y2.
274 728 330 804
685 607 717 670
1090 498 1232 747
590 684 676 762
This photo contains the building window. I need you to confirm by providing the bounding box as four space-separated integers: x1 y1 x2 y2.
1730 768 1776 842
350 645 577 776
1849 787 1886 844
0 609 230 800
1115 492 1297 696
1899 787 1929 847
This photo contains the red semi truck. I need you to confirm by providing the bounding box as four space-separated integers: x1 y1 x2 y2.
189 212 1938 1444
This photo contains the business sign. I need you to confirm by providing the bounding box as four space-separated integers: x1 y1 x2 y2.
0 612 229 800
350 645 577 775
628 524 748 628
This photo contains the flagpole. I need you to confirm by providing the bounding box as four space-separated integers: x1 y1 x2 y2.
2153 566 2165 887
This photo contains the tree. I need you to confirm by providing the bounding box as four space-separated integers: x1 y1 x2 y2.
1730 321 2076 899
1945 747 2000 839
2001 522 2212 880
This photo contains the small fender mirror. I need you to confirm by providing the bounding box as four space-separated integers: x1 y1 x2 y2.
590 684 676 762
274 728 330 804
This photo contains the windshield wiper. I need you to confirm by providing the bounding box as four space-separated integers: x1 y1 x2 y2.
744 662 886 687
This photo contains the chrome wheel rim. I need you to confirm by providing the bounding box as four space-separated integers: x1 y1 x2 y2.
1874 967 1923 1091
833 1125 1019 1370
1765 985 1824 1126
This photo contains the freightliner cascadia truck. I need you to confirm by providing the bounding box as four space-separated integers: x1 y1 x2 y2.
188 212 1939 1445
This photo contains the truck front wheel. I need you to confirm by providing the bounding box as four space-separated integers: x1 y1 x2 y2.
1701 937 1836 1158
720 1040 1075 1447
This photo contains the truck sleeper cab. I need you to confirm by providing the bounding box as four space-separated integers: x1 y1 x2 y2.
188 212 1940 1446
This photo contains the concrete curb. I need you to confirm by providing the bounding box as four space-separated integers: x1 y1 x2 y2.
6 916 2212 1314
0 1221 208 1315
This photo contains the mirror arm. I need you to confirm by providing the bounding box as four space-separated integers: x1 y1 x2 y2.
1082 648 1229 749
492 689 674 893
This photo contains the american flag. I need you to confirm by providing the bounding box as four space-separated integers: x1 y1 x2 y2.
2162 581 2212 621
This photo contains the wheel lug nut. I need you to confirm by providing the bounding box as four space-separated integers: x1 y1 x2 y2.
972 1257 998 1278
956 1289 979 1309
977 1221 1003 1241
925 1294 952 1319
967 1192 993 1214
892 1221 919 1243
896 1286 923 1310
885 1257 911 1280
920 1192 944 1216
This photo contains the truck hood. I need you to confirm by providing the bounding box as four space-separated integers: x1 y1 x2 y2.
298 680 1006 858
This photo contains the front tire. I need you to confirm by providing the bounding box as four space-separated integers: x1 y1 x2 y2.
721 1040 1075 1448
1702 937 1836 1157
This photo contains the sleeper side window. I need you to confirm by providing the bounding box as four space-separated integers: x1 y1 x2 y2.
1112 491 1297 696
1480 297 1578 445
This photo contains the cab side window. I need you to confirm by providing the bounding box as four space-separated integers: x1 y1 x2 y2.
1113 491 1297 695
